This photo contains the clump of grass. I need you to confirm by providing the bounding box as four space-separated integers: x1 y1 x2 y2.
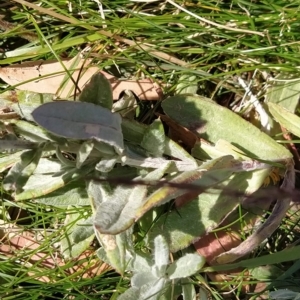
1 1 300 299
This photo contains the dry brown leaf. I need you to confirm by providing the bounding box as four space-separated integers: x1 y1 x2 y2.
195 230 241 264
158 113 199 150
0 56 163 100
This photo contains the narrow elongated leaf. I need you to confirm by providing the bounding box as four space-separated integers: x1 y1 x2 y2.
79 72 113 110
93 140 117 156
94 164 170 234
32 101 124 154
15 161 93 200
121 152 197 172
3 148 42 192
94 185 136 234
14 120 70 145
204 244 300 273
60 209 94 259
154 235 169 275
268 102 300 138
135 156 236 220
56 146 76 167
215 163 295 264
164 138 198 167
181 279 198 300
0 151 23 172
140 278 167 300
121 118 146 144
266 73 300 112
14 120 52 142
162 95 292 161
121 118 198 165
87 179 112 208
94 229 131 274
76 140 94 168
71 216 94 243
96 157 118 172
0 139 38 151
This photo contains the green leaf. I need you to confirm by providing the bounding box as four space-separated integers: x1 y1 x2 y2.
0 90 54 121
32 101 124 154
60 209 94 259
95 157 118 172
71 216 94 244
3 148 43 192
121 118 147 145
94 229 130 274
162 94 292 161
139 278 167 300
176 74 198 94
166 253 205 279
132 272 157 288
76 140 94 168
181 279 197 300
87 179 112 209
0 138 37 152
14 120 71 146
269 289 300 300
117 287 140 300
122 118 197 165
130 252 153 273
14 120 52 142
79 72 113 110
249 265 283 281
0 151 23 172
94 164 170 234
148 169 269 252
112 90 137 118
164 138 198 167
15 159 93 200
141 119 165 157
34 181 90 207
159 284 182 300
268 102 300 138
154 235 169 275
94 185 137 234
93 140 118 157
55 146 76 167
266 73 300 112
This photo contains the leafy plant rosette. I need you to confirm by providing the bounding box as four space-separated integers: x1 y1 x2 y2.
0 72 296 298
